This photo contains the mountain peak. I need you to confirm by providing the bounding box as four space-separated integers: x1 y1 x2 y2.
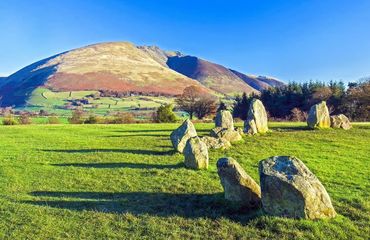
0 41 284 107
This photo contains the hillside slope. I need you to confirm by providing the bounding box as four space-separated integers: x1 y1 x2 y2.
166 56 257 95
0 42 284 107
229 69 285 91
139 46 284 94
0 42 207 106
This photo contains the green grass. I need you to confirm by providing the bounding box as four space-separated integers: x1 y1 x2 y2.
20 87 175 116
0 122 369 239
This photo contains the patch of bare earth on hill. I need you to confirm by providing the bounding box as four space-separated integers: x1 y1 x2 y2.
45 72 200 95
46 72 136 92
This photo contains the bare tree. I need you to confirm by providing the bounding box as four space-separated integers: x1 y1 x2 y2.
176 85 216 119
311 86 332 103
342 80 370 121
194 97 217 119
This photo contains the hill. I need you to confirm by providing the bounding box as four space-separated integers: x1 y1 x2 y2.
139 45 282 94
0 42 284 107
166 56 256 95
0 42 208 106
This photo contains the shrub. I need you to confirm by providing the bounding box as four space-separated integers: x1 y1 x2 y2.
39 109 49 116
68 108 85 124
48 116 61 124
3 114 18 125
154 104 177 123
84 114 103 124
112 112 135 124
18 113 32 125
290 108 307 122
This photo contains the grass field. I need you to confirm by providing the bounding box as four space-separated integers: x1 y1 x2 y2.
18 87 175 116
0 122 369 239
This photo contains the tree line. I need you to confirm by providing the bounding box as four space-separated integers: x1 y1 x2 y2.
173 78 369 122
233 79 370 121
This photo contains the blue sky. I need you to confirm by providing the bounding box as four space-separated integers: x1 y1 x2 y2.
0 0 369 83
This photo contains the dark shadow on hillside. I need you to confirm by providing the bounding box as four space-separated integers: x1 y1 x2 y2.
42 149 176 156
51 162 183 169
0 65 57 106
0 52 67 107
24 191 261 223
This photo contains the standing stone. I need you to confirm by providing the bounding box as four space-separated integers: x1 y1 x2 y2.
201 136 231 150
244 99 268 134
170 119 197 153
183 137 208 169
217 157 261 208
215 110 234 129
259 156 336 219
307 101 331 129
210 127 243 143
330 114 352 130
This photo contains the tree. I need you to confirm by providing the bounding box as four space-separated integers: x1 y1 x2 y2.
217 101 227 112
112 112 135 124
194 97 217 119
2 113 18 125
154 104 177 123
289 108 307 122
176 85 216 119
18 112 32 125
311 87 332 103
341 79 370 121
68 108 85 124
257 80 360 120
233 92 253 120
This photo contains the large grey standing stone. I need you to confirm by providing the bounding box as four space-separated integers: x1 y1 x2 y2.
201 136 231 150
307 101 331 129
244 99 268 134
183 137 209 169
259 156 336 219
330 114 352 130
170 119 197 153
210 127 243 143
215 110 234 129
217 157 261 208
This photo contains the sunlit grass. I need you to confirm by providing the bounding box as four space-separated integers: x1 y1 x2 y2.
0 122 369 239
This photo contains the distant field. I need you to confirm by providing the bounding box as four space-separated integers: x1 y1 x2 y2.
18 87 175 116
0 122 369 239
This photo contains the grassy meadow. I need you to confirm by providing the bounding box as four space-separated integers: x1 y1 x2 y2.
17 88 175 116
0 122 369 239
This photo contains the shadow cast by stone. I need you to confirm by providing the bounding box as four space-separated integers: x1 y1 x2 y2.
24 191 261 222
42 149 176 156
112 129 174 133
105 134 169 138
270 125 310 132
111 129 210 133
51 162 184 169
